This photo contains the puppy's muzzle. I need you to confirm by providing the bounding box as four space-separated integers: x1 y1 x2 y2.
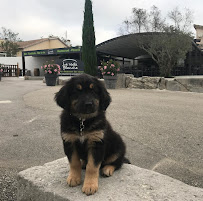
84 101 94 114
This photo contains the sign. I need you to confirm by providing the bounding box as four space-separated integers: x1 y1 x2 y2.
48 49 54 55
56 59 84 76
22 47 81 57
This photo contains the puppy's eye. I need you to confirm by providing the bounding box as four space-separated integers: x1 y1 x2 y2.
89 83 94 89
76 84 82 90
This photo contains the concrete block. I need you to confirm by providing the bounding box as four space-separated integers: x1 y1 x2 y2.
158 77 166 90
126 76 161 89
58 76 71 85
141 77 160 89
24 76 44 80
165 79 189 92
125 75 134 88
175 78 203 93
116 73 127 88
128 78 144 89
17 158 203 201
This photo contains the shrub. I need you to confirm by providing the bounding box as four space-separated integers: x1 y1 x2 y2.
98 59 120 76
41 60 60 75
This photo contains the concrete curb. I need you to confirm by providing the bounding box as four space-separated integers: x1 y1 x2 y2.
17 158 203 201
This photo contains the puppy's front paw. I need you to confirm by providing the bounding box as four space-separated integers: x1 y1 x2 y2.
67 174 81 187
82 181 98 195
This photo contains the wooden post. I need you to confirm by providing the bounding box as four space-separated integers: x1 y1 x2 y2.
195 49 198 75
22 55 25 76
122 57 125 73
17 63 19 77
9 65 12 77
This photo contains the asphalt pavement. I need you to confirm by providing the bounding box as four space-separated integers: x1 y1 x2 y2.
0 77 203 200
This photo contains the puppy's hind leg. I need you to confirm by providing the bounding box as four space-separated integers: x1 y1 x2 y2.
101 153 121 177
102 165 115 177
102 156 131 177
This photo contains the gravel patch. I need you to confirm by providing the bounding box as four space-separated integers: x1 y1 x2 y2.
0 168 18 201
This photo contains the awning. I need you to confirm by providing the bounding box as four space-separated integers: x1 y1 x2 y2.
96 33 147 59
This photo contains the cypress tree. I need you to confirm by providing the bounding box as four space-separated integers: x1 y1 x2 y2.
82 0 97 76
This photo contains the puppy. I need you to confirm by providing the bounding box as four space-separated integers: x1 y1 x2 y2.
55 74 128 195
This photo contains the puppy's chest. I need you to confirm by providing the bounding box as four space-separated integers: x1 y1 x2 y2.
61 130 104 144
79 135 85 144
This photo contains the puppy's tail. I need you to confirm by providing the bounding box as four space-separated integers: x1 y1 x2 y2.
123 157 131 164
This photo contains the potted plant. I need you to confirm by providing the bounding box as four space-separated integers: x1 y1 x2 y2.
0 64 4 81
98 59 120 89
41 60 60 86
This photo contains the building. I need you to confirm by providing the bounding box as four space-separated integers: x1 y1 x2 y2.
16 37 70 56
96 32 203 76
0 37 70 57
1 26 203 77
0 37 72 76
194 24 203 50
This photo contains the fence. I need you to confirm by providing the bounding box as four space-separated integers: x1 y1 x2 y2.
1 64 19 77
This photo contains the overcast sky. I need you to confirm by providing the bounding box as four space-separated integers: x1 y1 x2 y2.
0 0 203 46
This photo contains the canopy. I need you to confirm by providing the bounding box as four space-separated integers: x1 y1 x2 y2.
96 33 148 59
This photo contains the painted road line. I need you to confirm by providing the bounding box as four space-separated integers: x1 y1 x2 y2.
28 117 37 123
0 100 12 104
24 116 39 124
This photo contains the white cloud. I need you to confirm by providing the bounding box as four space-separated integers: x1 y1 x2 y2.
95 28 116 45
0 0 203 45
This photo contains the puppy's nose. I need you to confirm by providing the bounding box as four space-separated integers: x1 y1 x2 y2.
85 101 93 107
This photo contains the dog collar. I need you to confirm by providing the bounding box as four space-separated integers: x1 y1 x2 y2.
79 118 85 136
69 114 86 136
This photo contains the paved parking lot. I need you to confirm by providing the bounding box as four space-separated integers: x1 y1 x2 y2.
0 77 203 200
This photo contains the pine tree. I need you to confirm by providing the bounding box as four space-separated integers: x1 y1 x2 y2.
82 0 97 76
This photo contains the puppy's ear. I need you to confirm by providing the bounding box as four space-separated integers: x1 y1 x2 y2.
96 79 111 111
55 81 72 110
55 85 67 109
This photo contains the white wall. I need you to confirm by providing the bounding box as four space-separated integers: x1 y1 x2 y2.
25 56 59 76
0 57 22 68
0 56 59 76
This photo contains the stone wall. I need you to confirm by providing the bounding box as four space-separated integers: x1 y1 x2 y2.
125 75 203 93
56 74 203 93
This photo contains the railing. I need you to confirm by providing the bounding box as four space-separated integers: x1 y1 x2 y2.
1 64 19 77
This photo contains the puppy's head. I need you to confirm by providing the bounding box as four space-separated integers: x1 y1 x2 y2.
55 74 111 119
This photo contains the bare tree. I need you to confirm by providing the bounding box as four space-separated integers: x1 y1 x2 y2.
168 7 183 29
0 27 21 57
118 8 148 34
132 8 148 33
119 5 193 77
119 6 166 33
118 19 132 35
120 5 193 34
182 8 194 33
168 7 193 32
149 5 165 32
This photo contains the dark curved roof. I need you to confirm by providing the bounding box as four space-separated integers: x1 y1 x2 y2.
96 33 149 59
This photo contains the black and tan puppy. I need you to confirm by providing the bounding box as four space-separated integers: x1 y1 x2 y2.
55 74 128 195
